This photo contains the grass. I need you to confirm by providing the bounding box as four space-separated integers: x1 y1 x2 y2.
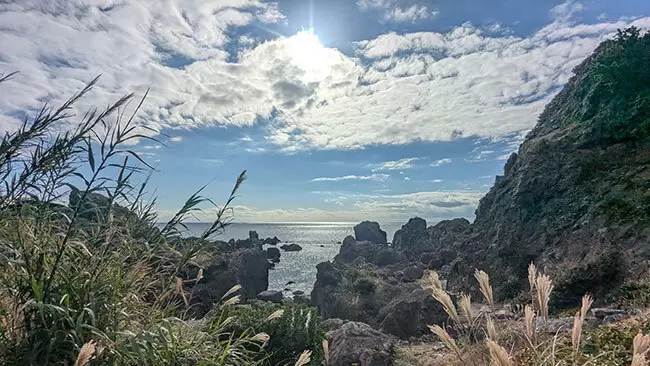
0 74 317 365
423 263 650 366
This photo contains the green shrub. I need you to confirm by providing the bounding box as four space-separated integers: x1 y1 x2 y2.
220 302 325 366
584 27 650 142
0 75 265 365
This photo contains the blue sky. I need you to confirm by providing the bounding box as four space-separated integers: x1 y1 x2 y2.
1 0 649 223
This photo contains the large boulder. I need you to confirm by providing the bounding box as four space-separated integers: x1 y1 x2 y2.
354 221 387 244
266 247 281 262
188 248 270 317
326 322 397 366
392 217 430 253
257 290 283 303
378 288 447 339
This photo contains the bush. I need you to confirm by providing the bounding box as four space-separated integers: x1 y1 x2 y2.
220 302 325 366
0 75 267 365
584 27 650 142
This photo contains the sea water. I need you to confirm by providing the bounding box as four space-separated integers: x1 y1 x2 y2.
182 222 402 296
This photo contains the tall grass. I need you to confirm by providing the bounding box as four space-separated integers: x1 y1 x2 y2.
0 75 278 365
427 264 650 366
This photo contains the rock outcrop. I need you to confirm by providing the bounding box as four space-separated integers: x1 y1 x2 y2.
326 321 397 366
445 34 650 305
311 228 446 339
354 221 387 244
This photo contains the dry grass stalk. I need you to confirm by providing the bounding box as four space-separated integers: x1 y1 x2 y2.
534 273 553 323
528 263 537 292
523 305 536 347
322 339 330 365
266 309 285 321
428 324 463 362
634 332 650 356
459 293 473 324
632 354 648 366
252 332 270 347
221 295 241 307
295 350 312 366
431 287 460 324
425 270 444 290
474 269 494 306
74 340 97 366
572 294 594 353
221 284 242 300
486 315 498 341
486 339 513 366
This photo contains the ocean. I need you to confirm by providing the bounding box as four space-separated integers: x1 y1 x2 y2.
182 222 403 296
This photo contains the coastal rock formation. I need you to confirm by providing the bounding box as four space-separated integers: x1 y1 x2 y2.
445 34 650 305
325 321 397 366
280 243 302 251
257 290 283 303
190 248 270 316
354 221 387 244
311 233 446 339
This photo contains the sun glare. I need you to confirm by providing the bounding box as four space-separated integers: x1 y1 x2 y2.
286 30 338 82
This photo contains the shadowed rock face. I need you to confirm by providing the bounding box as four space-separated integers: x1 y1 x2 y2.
446 36 650 305
354 221 387 244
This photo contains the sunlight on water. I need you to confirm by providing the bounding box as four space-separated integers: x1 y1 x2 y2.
183 222 403 296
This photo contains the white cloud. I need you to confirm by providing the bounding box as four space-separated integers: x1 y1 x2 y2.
1 1 649 152
357 0 436 23
173 189 484 223
372 157 419 171
311 174 390 182
431 158 452 167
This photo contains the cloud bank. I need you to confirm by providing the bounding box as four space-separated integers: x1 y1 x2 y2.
1 1 649 152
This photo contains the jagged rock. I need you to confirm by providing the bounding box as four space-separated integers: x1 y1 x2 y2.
321 318 346 332
392 217 430 253
257 290 283 303
249 231 259 241
440 37 650 304
326 321 397 366
189 248 269 317
263 236 281 245
378 288 447 339
354 221 387 244
280 243 302 252
266 247 281 262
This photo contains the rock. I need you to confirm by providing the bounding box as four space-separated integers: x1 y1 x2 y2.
402 265 424 282
379 298 420 338
263 236 281 245
354 221 387 244
392 217 430 253
286 281 295 286
257 290 283 303
188 248 269 317
326 322 397 366
249 231 259 241
266 247 281 262
280 243 302 252
378 288 447 339
292 290 305 296
321 318 346 332
591 308 626 320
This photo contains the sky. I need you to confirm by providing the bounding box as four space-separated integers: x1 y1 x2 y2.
0 0 649 223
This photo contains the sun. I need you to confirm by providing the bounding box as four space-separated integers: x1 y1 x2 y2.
285 30 339 82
